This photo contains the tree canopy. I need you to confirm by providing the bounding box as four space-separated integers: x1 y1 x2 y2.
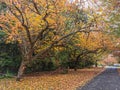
0 0 119 81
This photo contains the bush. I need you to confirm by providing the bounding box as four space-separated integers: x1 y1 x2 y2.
0 53 21 74
25 59 57 73
0 70 14 79
0 39 21 74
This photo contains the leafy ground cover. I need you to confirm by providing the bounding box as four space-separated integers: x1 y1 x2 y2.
0 68 104 90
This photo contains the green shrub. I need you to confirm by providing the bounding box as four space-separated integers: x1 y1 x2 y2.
0 70 14 79
25 59 57 73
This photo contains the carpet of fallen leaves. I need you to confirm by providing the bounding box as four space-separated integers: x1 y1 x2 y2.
0 68 104 90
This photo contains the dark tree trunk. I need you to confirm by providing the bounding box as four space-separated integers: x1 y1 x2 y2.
74 67 77 71
95 60 98 67
74 61 78 71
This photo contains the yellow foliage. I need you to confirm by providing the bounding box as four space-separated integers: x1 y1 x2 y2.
74 32 113 51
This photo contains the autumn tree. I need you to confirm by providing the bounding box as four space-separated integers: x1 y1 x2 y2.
0 0 106 81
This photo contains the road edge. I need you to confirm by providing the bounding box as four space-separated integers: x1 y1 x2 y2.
76 68 106 90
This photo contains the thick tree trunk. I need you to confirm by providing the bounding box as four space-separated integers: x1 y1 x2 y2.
74 60 78 71
16 60 26 81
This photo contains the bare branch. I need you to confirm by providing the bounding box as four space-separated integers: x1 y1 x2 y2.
12 2 25 24
31 0 41 15
9 2 33 48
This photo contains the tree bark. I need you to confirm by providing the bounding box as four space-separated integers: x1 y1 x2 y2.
16 60 26 81
74 67 77 71
95 60 98 67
